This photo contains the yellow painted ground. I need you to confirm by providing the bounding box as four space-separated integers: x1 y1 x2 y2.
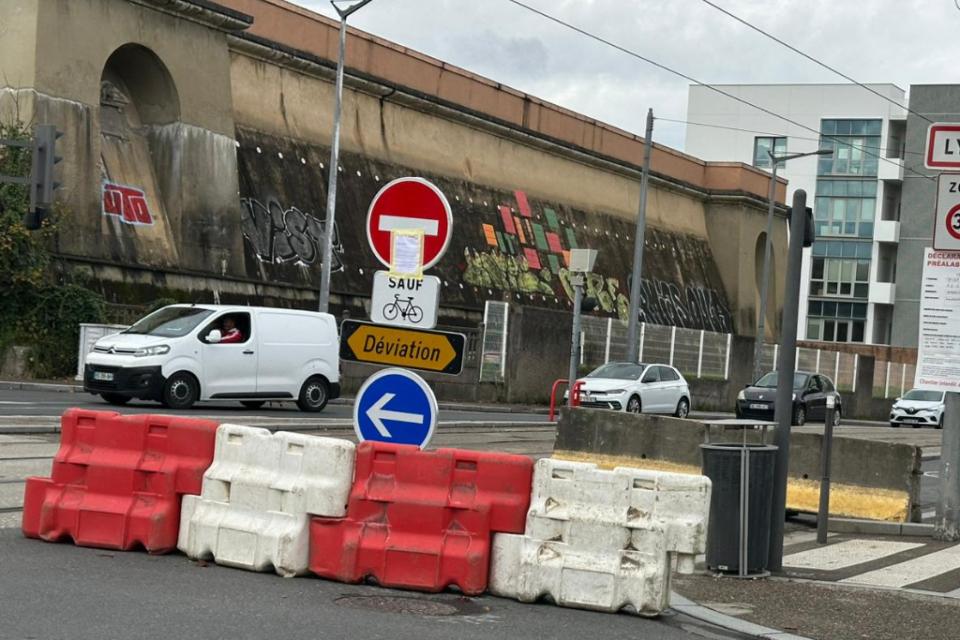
552 450 910 523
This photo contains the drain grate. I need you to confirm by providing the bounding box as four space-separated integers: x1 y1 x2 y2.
334 594 483 617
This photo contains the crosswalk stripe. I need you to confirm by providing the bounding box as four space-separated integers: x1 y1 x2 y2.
840 544 960 588
783 539 923 572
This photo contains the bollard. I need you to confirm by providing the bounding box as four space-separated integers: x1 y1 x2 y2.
817 396 836 544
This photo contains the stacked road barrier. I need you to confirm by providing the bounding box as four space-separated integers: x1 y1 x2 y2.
178 425 355 577
309 442 533 594
22 409 219 553
488 460 711 615
22 410 712 616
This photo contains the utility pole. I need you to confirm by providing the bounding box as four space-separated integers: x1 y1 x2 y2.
768 189 809 572
318 0 374 313
625 108 653 361
752 148 832 382
935 392 960 541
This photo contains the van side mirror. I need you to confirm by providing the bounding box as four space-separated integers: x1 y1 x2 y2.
207 329 222 344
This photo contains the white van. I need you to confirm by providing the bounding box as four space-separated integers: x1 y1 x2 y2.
83 304 340 411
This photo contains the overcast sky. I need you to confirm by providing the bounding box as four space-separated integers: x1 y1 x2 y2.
291 0 957 150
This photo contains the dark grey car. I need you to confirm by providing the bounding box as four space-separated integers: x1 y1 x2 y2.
735 371 842 426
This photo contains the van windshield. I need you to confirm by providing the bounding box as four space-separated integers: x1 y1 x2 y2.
124 307 214 338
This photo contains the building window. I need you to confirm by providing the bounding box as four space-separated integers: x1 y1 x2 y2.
810 257 870 298
753 136 787 169
811 239 873 260
814 179 877 238
807 301 868 343
817 119 882 177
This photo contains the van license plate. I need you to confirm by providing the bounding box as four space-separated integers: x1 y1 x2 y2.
749 403 768 410
93 371 114 382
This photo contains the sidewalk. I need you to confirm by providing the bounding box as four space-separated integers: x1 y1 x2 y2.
673 520 960 640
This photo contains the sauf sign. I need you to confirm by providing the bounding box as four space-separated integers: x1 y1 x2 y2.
346 177 466 449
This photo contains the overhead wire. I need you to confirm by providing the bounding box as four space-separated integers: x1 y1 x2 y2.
698 0 931 124
504 0 934 181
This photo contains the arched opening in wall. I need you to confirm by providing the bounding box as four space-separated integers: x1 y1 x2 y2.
99 44 180 237
754 232 776 339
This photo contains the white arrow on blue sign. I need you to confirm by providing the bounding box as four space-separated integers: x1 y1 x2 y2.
353 368 438 448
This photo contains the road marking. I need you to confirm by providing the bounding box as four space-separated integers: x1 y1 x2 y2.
784 539 923 571
840 544 960 588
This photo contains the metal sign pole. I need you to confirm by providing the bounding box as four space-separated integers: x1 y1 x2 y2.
817 396 836 543
935 392 960 541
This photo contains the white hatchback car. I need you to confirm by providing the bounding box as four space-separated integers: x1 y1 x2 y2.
568 361 692 417
890 389 945 429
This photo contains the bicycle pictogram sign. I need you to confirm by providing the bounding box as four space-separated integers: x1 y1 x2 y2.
382 294 424 324
371 271 441 329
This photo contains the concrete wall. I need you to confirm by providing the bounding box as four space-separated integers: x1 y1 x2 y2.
892 85 960 347
555 407 922 522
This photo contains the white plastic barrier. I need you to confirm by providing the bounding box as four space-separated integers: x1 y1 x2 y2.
489 459 711 614
178 425 355 577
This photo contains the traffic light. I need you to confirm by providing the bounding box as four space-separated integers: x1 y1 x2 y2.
790 205 816 249
25 124 63 230
803 206 815 248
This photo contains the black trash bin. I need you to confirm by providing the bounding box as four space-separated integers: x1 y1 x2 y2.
700 443 778 575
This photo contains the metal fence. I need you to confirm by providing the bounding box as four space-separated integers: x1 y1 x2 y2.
873 361 917 399
759 343 859 391
578 318 732 379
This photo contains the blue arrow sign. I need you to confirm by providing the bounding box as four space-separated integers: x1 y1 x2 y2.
353 368 438 448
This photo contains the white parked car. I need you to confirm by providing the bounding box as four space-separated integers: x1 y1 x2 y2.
83 304 340 411
567 361 692 417
889 389 945 429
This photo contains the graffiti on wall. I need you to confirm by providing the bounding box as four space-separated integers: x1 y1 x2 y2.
240 197 343 270
102 182 153 225
462 189 733 333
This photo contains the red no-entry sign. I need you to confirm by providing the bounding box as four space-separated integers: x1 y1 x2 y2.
366 177 452 270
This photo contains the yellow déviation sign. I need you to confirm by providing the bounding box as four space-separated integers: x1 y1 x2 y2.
340 320 465 375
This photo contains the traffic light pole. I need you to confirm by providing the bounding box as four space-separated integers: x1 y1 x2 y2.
768 189 807 572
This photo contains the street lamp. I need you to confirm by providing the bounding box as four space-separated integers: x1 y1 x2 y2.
752 147 832 383
318 0 375 313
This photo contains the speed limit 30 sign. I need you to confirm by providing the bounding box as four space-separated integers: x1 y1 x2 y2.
935 174 960 251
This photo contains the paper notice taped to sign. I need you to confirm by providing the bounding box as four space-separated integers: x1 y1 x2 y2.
389 229 424 279
915 248 960 392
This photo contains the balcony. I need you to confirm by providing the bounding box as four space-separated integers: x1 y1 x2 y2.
869 282 896 305
875 220 900 244
878 157 904 182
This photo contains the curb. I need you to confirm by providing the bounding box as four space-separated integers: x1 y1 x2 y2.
0 380 82 393
670 593 813 639
827 517 934 537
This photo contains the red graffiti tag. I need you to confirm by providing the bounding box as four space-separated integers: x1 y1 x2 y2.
102 182 153 225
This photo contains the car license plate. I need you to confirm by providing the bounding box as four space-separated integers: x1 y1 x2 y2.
749 403 768 410
93 371 114 382
901 418 918 423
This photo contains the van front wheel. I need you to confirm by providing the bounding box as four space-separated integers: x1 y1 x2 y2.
162 372 199 410
297 376 329 412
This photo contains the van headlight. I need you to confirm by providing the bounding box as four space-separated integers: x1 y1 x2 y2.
134 344 170 357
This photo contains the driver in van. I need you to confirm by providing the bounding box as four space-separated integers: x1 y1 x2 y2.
219 316 244 344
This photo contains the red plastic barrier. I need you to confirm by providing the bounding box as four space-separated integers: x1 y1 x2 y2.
309 441 533 594
22 409 219 553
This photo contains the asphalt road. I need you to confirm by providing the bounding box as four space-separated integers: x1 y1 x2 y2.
0 529 756 640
